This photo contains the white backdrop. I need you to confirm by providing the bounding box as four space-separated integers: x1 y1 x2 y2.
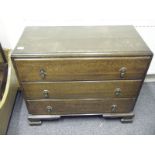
0 0 155 73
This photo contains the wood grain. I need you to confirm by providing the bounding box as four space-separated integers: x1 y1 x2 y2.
12 26 153 58
14 57 151 82
27 98 136 115
11 26 153 120
22 80 142 99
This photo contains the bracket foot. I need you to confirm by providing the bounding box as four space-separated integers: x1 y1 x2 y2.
120 116 134 123
28 119 42 126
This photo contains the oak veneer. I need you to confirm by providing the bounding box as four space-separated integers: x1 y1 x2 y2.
27 98 136 115
11 26 153 125
22 80 142 99
14 57 150 82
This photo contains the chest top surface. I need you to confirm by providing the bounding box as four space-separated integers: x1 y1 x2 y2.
12 26 152 58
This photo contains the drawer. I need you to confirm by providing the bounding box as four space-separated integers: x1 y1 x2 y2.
14 57 151 82
22 80 142 99
27 98 136 115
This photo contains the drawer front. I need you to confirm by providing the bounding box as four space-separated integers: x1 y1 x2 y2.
14 57 150 82
27 98 136 115
23 80 142 99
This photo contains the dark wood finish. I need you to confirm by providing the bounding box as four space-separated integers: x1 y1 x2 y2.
22 80 142 99
27 98 136 115
14 57 151 82
12 26 153 58
11 26 153 124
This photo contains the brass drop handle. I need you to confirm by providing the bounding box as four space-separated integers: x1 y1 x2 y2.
43 90 49 98
114 88 121 96
46 106 53 113
111 104 117 113
119 67 127 78
40 69 47 79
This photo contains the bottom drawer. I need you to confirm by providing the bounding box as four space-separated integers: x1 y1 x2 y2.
27 98 136 115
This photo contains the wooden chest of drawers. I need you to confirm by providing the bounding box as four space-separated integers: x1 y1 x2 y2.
11 26 153 125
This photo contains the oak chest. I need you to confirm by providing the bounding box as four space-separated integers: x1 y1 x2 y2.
11 26 153 125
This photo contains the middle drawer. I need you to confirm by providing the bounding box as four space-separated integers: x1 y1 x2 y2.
22 80 142 100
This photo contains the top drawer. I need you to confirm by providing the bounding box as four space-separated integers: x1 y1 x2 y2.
14 57 151 82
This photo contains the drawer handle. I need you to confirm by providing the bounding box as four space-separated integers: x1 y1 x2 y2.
43 90 49 98
111 104 117 113
114 88 121 96
119 67 127 78
40 69 47 79
46 106 53 113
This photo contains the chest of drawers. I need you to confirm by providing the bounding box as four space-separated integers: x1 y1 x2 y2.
11 26 153 125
